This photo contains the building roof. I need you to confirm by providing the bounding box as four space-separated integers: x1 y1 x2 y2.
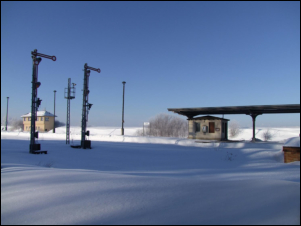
190 116 230 121
21 110 56 117
168 104 300 118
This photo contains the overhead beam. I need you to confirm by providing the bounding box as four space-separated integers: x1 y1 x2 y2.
168 104 300 118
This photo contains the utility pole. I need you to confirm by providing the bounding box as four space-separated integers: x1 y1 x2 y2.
65 78 76 144
81 63 100 149
30 49 56 154
121 81 126 135
5 97 9 131
53 90 56 133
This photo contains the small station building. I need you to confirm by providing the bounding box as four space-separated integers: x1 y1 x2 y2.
188 116 229 140
21 110 56 132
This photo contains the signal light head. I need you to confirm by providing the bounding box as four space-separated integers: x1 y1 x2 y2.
34 57 42 65
36 98 42 107
36 82 41 88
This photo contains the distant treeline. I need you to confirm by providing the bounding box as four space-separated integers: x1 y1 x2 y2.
136 113 188 137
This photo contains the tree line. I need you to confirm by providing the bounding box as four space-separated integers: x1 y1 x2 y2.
136 113 188 137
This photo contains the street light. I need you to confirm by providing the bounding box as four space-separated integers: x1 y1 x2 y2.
121 81 126 135
53 90 56 133
5 97 9 131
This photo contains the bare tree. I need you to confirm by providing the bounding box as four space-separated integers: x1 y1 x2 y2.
3 118 24 131
262 129 274 141
229 120 241 138
12 119 23 131
1 116 11 129
147 113 188 137
134 128 144 136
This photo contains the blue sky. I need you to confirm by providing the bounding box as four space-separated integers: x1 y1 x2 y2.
1 1 300 127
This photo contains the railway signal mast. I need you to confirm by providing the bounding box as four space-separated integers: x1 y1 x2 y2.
65 78 76 144
30 49 56 154
81 63 101 149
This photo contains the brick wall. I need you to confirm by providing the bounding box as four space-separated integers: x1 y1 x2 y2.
283 146 300 163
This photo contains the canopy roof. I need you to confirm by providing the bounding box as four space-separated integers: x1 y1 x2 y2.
168 104 300 118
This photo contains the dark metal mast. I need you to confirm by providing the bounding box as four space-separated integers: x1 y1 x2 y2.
30 49 56 154
53 90 56 133
121 81 126 135
65 78 75 144
5 97 9 131
81 63 100 149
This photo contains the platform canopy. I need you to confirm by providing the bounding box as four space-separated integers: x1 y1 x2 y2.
168 104 300 119
168 104 300 142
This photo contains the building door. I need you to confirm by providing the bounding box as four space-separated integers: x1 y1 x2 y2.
209 122 215 133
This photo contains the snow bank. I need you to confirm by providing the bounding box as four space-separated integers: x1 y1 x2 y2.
1 126 300 225
1 166 300 225
284 137 300 147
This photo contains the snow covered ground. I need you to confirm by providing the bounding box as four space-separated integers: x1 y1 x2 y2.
1 127 300 225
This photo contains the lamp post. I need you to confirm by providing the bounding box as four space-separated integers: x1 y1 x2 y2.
53 90 56 133
5 97 9 131
121 81 126 135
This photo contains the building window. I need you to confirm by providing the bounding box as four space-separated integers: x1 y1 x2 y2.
28 117 31 121
195 122 200 132
45 117 49 121
209 122 215 133
40 117 43 121
23 118 26 121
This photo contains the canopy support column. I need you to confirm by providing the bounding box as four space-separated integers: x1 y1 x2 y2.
248 113 261 142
